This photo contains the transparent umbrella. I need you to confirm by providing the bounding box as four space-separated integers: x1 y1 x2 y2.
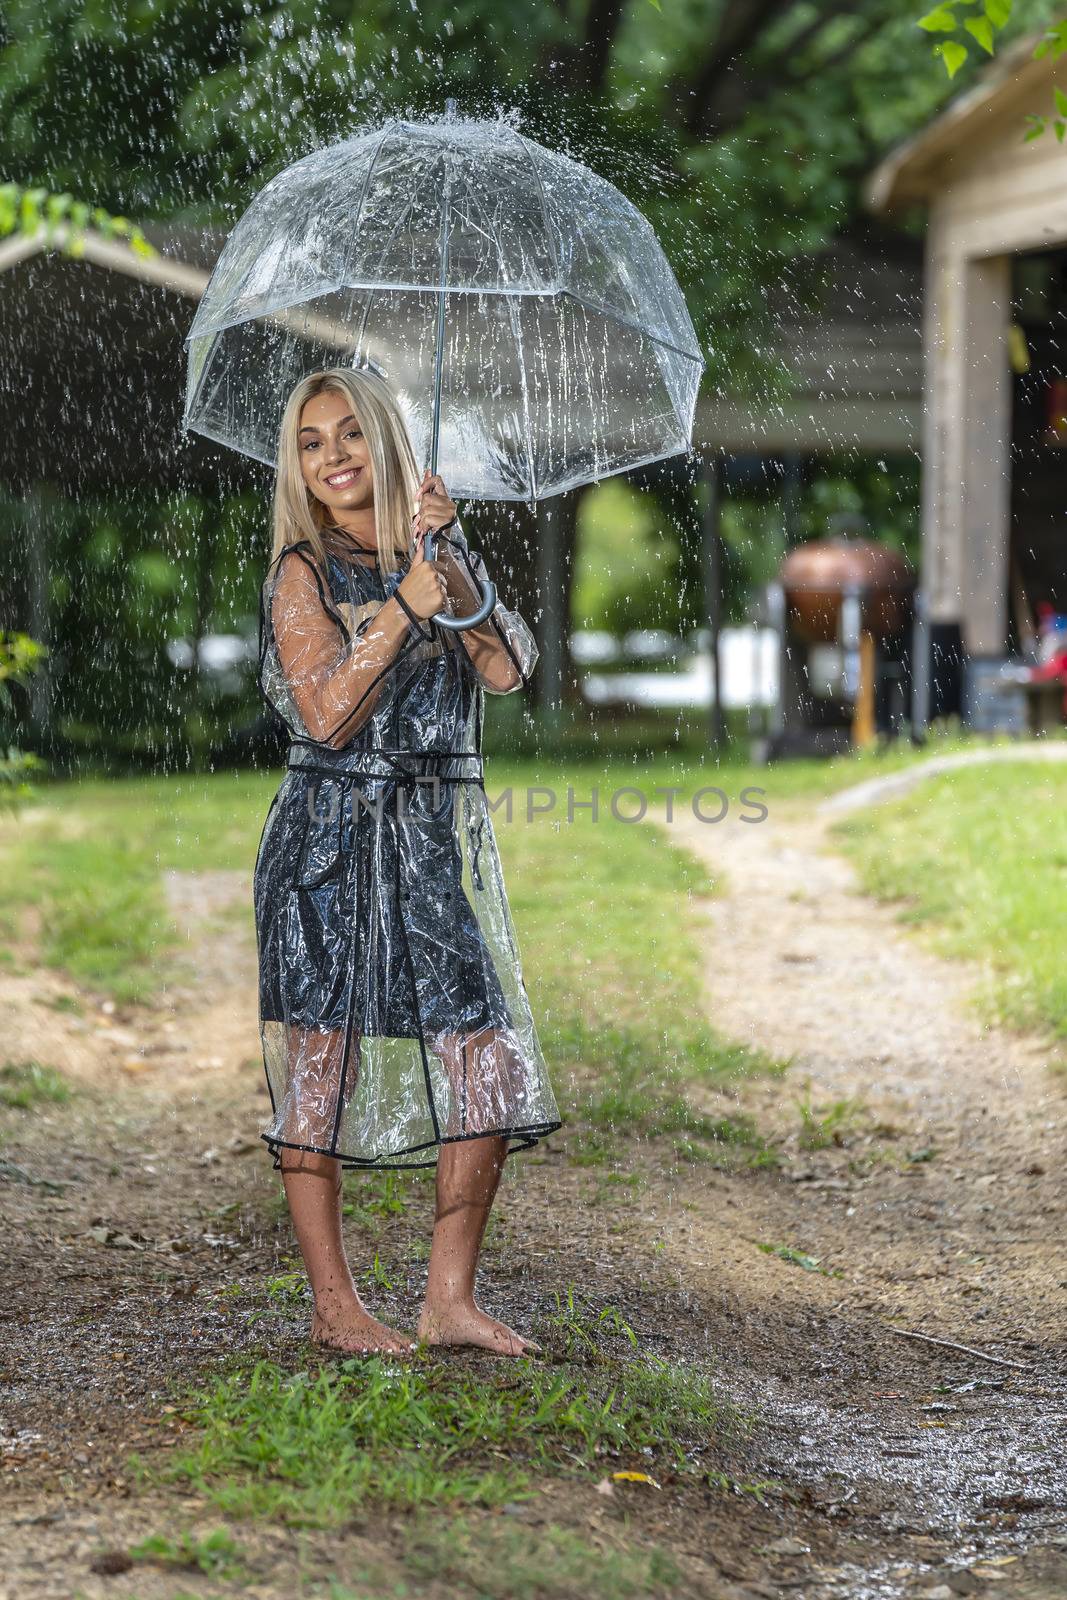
182 105 705 507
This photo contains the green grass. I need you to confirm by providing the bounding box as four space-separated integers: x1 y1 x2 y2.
756 1241 842 1278
154 1341 742 1528
128 1528 246 1580
402 1514 682 1600
831 756 1067 1038
537 1285 638 1364
0 1059 71 1108
796 1095 864 1151
0 772 271 1002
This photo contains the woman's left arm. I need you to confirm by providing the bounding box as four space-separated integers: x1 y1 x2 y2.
435 527 539 693
413 473 537 694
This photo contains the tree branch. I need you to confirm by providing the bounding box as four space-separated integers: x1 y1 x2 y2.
785 9 890 89
681 0 798 135
582 0 627 94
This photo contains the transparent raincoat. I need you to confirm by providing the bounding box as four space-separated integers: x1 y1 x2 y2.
253 518 562 1169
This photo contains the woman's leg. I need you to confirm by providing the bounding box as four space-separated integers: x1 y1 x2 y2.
275 1024 412 1355
417 1130 539 1356
280 1147 414 1355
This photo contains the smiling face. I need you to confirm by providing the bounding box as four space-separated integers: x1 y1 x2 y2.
298 387 375 522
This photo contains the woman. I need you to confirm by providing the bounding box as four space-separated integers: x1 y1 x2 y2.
253 365 561 1359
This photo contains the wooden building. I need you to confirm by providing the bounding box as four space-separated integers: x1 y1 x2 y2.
867 34 1067 728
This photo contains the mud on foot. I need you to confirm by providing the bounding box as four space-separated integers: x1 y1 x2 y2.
310 1306 415 1358
417 1301 541 1356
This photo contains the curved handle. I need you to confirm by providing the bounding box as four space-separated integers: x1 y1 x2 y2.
424 528 497 632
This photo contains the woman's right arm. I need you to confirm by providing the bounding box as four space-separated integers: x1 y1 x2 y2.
270 549 421 750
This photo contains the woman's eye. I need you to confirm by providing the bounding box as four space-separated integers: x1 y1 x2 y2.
346 428 363 440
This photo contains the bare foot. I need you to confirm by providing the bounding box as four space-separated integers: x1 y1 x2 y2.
311 1304 415 1358
417 1301 540 1357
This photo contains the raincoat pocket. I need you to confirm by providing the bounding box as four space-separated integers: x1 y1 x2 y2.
292 778 346 890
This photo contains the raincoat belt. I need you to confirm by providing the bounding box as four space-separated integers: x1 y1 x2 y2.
286 741 484 787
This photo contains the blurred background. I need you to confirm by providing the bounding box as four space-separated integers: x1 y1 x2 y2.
2 0 1066 779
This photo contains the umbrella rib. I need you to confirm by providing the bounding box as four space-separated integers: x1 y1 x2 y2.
346 121 396 289
504 292 537 503
348 122 398 364
560 289 704 366
350 164 424 372
513 128 563 291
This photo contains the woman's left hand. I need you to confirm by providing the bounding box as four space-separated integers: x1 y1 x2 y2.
412 470 457 537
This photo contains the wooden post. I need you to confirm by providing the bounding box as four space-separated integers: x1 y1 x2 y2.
922 219 1011 657
535 497 565 735
852 631 877 748
24 481 52 748
701 457 726 752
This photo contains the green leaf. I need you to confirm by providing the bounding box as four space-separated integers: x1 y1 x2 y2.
1024 117 1046 142
965 15 995 52
1035 21 1067 59
1055 86 1067 117
938 38 969 75
984 0 1011 26
1056 119 1066 143
919 6 958 32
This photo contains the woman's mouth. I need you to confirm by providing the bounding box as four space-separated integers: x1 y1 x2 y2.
324 466 363 488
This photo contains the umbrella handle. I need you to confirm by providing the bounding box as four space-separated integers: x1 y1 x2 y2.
423 527 497 632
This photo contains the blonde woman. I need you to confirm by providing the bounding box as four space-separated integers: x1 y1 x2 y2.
253 366 561 1358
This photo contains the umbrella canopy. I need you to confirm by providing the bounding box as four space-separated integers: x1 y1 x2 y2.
182 112 704 502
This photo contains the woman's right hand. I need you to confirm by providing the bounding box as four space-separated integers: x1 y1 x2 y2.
396 526 449 621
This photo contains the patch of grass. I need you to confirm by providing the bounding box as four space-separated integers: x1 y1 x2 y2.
129 1528 246 1580
796 1095 864 1151
0 772 276 1001
536 1285 638 1364
342 1169 415 1229
0 827 172 1002
156 1339 742 1527
263 1270 310 1305
0 1059 71 1108
358 1252 395 1291
756 1241 842 1278
830 755 1067 1038
403 1514 682 1600
46 993 83 1015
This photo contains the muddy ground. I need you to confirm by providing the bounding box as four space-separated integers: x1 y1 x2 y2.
3 783 1067 1599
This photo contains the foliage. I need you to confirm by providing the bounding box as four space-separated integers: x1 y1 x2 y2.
0 181 156 256
0 629 47 810
914 0 1067 149
0 487 272 773
917 0 1013 78
0 1059 71 1108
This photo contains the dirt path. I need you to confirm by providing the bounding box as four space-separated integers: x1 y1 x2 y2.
4 790 1067 1599
640 793 1067 1598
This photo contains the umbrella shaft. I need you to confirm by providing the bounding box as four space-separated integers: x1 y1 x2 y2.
429 155 452 478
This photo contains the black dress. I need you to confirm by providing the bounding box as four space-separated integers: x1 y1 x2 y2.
252 523 562 1170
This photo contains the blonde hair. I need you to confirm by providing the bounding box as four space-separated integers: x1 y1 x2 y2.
270 366 420 576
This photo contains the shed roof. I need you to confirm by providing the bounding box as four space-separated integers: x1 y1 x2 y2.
866 30 1058 211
